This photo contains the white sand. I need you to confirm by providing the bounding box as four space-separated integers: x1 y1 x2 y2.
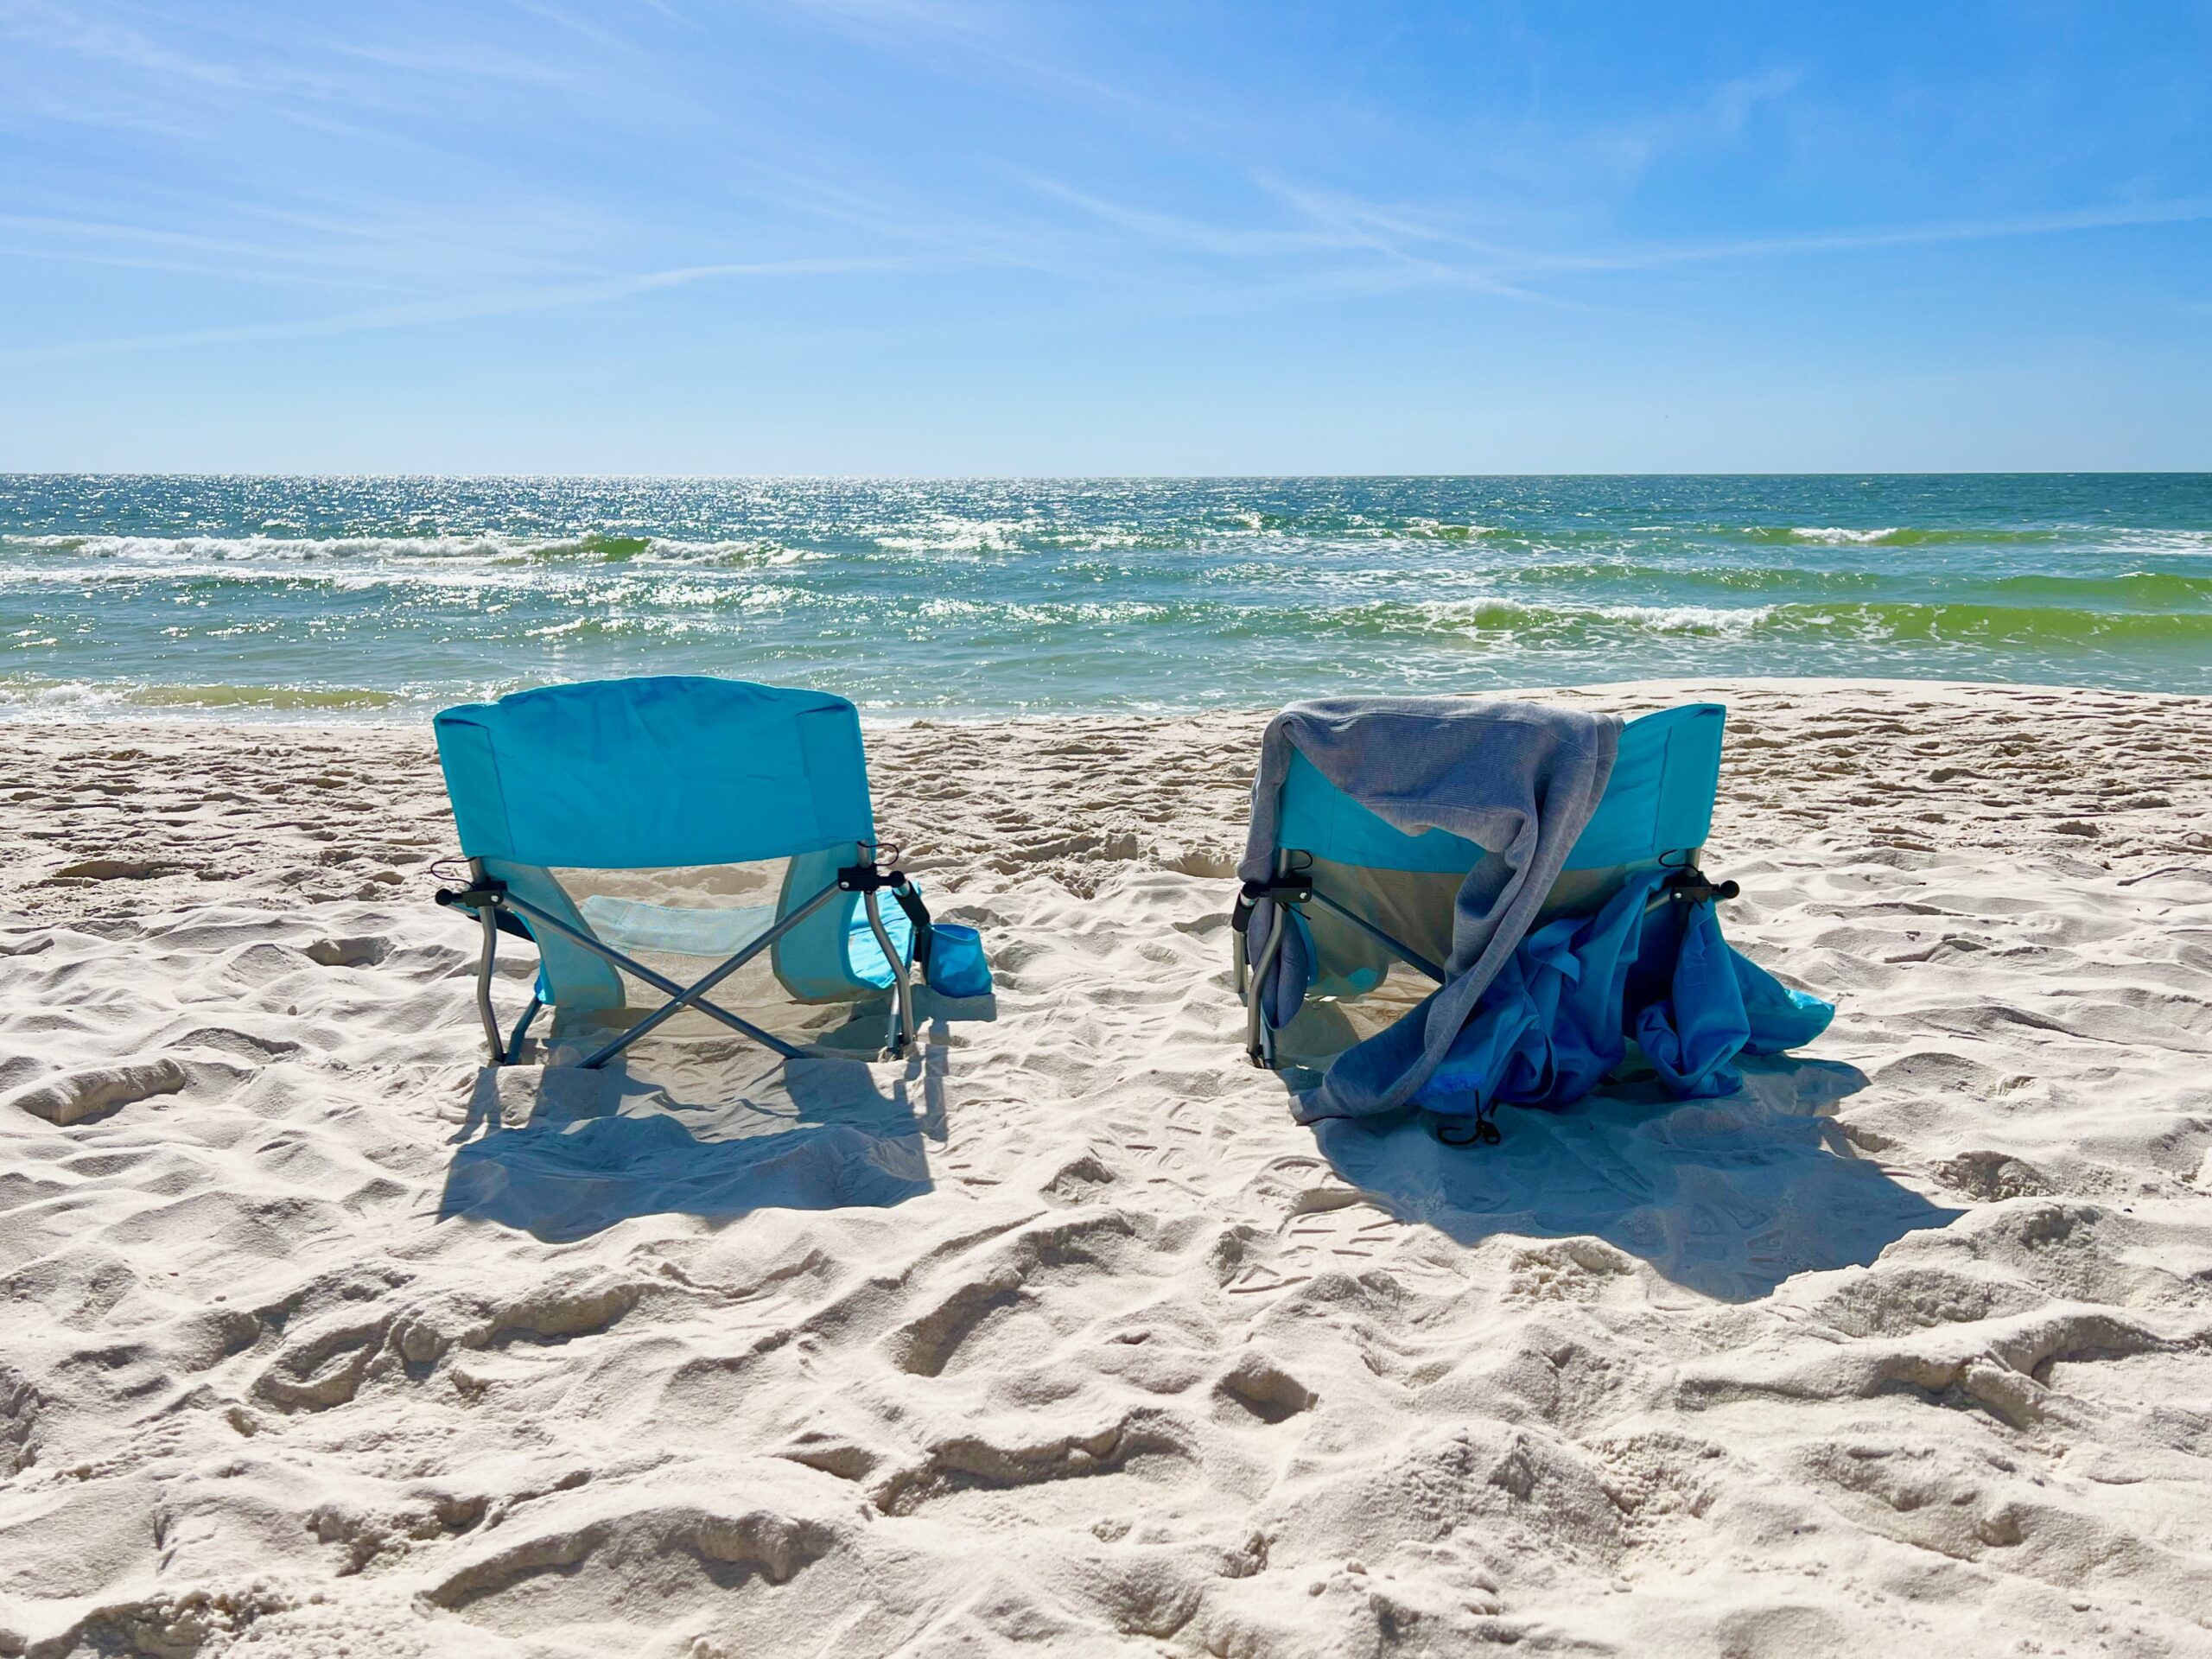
3 678 2210 1657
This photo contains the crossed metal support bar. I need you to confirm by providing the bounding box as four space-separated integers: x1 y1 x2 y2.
1232 855 1446 1070
1302 887 1446 986
1231 848 1738 1071
507 884 837 1068
441 872 900 1070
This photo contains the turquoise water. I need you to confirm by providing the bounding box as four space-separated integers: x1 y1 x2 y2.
1 474 2207 718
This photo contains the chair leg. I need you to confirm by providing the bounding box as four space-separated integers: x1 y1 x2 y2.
1244 908 1287 1068
473 906 505 1066
503 996 542 1065
862 888 914 1058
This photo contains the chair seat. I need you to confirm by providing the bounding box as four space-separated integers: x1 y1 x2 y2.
580 893 778 958
578 893 911 988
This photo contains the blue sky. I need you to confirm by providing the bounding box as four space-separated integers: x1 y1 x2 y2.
2 1 2208 474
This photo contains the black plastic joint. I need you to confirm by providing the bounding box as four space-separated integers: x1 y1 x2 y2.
1233 874 1313 931
435 881 507 910
1662 868 1740 905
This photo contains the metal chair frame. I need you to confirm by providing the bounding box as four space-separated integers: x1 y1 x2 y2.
1233 848 1733 1069
439 850 919 1071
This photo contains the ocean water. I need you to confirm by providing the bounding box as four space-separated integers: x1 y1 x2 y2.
2 474 2207 720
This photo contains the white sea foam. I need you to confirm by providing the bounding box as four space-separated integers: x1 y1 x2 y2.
1415 598 1775 636
870 516 1034 556
1789 526 1900 544
0 531 815 569
1589 601 1774 632
2111 528 2212 556
0 674 431 721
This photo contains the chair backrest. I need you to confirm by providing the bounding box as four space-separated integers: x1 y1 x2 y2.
1275 702 1724 877
433 677 893 1028
435 676 875 869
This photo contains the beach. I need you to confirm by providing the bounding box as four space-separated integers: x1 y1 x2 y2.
3 677 2210 1656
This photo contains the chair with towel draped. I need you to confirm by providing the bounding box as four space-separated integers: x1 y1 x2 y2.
1233 700 1831 1136
431 676 938 1070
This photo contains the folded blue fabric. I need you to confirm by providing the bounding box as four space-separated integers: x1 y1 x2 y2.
1732 946 1836 1054
1634 893 1752 1097
1414 868 1834 1121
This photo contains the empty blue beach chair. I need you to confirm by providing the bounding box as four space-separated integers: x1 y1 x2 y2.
431 677 935 1070
1234 699 1831 1130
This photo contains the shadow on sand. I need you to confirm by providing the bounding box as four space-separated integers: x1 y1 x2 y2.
439 1006 978 1243
1306 1056 1964 1302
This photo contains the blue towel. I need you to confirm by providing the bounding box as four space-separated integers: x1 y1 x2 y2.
1414 868 1834 1120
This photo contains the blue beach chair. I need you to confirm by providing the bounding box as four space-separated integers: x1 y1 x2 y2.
431 677 934 1070
1234 702 1745 1075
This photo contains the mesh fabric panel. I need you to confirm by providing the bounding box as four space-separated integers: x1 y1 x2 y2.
509 855 908 1050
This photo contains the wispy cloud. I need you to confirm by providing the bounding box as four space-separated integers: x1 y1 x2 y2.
502 0 653 54
0 245 404 291
1007 173 1566 306
1491 195 2212 276
772 0 1198 135
1592 67 1805 179
333 39 570 86
1011 168 2212 317
1 0 607 136
0 253 963 365
0 209 465 285
0 0 338 98
1245 177 2212 289
1013 174 1370 260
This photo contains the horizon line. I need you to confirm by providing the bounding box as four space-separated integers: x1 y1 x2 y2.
3 467 2209 483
